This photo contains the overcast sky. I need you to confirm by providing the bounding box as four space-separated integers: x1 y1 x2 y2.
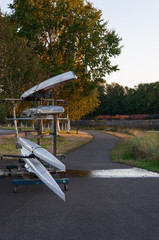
1 0 159 88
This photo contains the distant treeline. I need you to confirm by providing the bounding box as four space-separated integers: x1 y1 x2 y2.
89 82 159 118
96 114 159 121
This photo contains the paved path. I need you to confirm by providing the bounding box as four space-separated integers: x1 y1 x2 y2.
66 130 129 170
0 131 159 240
0 128 15 135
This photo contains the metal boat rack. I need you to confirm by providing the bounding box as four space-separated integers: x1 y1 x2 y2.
2 94 64 156
0 72 78 198
1 161 69 192
1 95 68 193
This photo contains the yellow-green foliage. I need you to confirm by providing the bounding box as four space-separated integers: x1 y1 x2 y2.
126 132 159 160
60 87 100 121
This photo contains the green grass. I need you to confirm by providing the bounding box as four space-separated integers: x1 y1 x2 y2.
79 125 159 173
124 132 159 160
111 132 159 173
0 126 15 130
0 130 92 156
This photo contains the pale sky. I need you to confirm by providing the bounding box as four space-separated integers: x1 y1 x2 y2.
1 0 159 88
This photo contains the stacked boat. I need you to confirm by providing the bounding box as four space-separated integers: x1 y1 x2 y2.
16 71 77 201
19 137 66 201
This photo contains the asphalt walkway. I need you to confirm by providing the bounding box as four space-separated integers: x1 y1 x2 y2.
0 128 15 135
0 131 159 240
66 130 129 170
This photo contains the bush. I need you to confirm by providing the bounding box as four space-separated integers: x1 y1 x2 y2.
125 132 159 160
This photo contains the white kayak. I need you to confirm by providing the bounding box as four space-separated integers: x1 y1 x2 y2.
18 137 65 172
21 105 64 117
21 147 65 201
21 71 77 99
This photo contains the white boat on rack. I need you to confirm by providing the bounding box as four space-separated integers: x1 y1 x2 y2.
21 105 64 117
18 137 65 172
21 71 77 99
21 147 65 201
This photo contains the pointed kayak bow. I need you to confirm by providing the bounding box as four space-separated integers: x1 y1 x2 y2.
21 71 77 99
21 147 65 201
18 137 65 172
21 105 64 117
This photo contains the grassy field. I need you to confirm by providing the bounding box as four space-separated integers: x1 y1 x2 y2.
1 126 159 173
77 125 159 173
74 126 159 173
110 130 159 173
0 131 93 156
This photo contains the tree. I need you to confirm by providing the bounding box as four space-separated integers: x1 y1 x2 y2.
9 0 122 119
0 14 47 99
93 81 159 117
135 83 159 114
100 83 125 115
0 13 48 122
91 84 110 117
10 0 122 89
59 86 100 121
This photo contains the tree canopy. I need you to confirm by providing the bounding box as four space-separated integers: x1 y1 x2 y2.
0 13 47 99
59 87 100 121
93 82 159 117
8 0 122 120
10 0 122 90
0 1 123 121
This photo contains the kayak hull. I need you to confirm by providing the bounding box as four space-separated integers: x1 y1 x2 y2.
21 105 64 117
21 147 65 201
21 71 77 99
18 137 65 172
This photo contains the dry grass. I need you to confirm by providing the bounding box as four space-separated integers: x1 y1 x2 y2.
0 131 92 156
110 131 159 173
99 127 146 139
109 130 159 161
0 134 19 155
126 132 159 160
57 131 93 153
105 131 133 139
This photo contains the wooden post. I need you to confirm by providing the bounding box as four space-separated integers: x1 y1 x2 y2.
53 91 57 156
57 119 60 133
12 102 18 140
67 111 70 133
76 120 79 134
51 91 57 156
37 100 41 145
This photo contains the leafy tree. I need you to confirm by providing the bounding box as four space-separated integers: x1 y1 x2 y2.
134 84 147 113
107 83 125 115
0 14 47 99
124 87 137 114
10 0 122 87
94 85 107 116
93 82 159 117
9 0 122 120
96 83 125 115
135 83 159 114
0 13 48 120
59 86 100 121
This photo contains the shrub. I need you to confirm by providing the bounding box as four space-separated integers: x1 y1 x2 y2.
125 132 159 160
